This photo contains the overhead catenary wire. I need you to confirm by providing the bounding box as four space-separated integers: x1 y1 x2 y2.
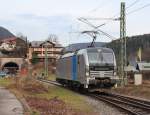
76 0 140 38
88 0 113 13
77 1 149 43
127 3 150 15
126 0 140 9
81 17 120 21
78 18 117 40
83 0 141 26
106 0 140 18
80 2 150 28
78 18 106 29
103 1 149 21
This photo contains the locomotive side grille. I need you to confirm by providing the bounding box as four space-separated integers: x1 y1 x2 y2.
90 71 113 78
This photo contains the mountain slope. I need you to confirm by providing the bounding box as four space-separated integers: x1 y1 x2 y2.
62 42 106 54
0 27 15 40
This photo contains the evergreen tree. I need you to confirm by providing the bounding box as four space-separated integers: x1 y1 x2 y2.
31 52 39 64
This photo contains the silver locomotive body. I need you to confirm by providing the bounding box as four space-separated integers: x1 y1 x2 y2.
56 47 118 89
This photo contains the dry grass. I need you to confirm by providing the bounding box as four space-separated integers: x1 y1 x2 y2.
112 82 150 100
19 77 48 93
34 85 94 113
0 78 12 87
46 74 56 81
26 97 90 115
2 75 97 115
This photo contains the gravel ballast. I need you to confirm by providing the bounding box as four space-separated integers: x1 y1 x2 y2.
84 96 128 115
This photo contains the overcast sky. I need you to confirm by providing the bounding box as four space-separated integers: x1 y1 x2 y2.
0 0 150 46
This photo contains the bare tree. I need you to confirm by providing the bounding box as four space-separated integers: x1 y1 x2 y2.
47 34 59 43
16 32 27 41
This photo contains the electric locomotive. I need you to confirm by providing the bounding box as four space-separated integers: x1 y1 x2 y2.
56 47 118 90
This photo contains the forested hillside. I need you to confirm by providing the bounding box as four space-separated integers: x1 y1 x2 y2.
107 34 150 64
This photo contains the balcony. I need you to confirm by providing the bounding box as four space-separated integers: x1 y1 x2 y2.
33 48 62 52
37 54 60 58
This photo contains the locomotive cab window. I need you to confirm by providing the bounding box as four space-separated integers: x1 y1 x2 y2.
88 50 114 65
88 52 100 64
102 52 114 64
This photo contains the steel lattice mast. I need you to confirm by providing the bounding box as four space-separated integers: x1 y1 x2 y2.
120 2 127 85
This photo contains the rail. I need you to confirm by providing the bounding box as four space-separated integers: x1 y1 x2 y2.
89 92 150 115
38 78 61 86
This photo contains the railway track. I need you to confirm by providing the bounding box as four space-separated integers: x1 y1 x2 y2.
108 92 150 107
38 79 150 115
38 78 61 86
89 92 150 115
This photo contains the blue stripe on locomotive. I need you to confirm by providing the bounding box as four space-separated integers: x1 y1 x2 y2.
71 55 77 80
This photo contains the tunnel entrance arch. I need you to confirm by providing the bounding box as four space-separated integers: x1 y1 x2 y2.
2 62 19 74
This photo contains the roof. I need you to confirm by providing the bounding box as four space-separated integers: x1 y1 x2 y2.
30 41 63 48
85 47 113 52
30 41 43 47
55 43 63 47
137 62 150 71
40 41 55 46
124 66 137 72
61 47 114 59
62 42 106 54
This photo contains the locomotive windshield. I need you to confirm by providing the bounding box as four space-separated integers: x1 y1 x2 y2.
88 51 114 64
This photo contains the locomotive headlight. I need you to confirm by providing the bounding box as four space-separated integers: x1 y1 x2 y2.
86 67 89 76
86 72 89 76
114 71 117 76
